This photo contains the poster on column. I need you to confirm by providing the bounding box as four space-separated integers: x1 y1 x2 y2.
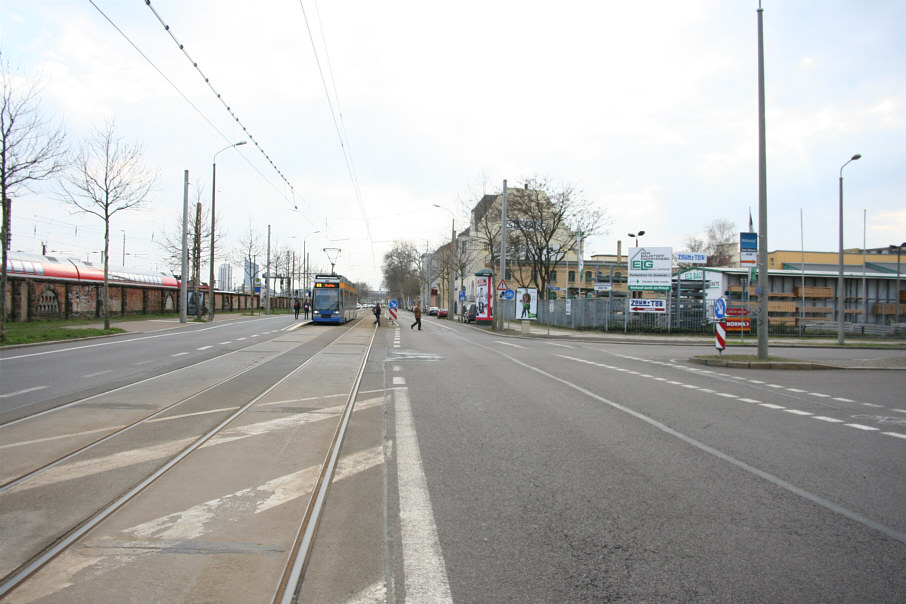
476 275 493 321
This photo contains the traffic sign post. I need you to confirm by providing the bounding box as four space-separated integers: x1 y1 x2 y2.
388 299 398 325
715 321 726 354
714 297 726 320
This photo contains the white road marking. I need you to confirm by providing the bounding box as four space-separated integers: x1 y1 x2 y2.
808 392 831 398
716 393 738 398
739 398 761 403
785 409 813 416
786 388 807 393
83 370 113 378
171 352 189 357
845 423 879 431
395 388 453 602
833 397 855 402
760 403 785 410
494 340 524 348
0 386 47 398
883 432 906 440
547 342 574 348
197 346 212 351
814 416 845 423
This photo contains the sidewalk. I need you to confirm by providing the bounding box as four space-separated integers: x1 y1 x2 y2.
490 319 906 370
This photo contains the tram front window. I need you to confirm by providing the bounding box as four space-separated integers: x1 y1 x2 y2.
314 289 339 311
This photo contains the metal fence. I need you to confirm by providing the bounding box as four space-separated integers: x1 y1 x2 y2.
497 296 906 338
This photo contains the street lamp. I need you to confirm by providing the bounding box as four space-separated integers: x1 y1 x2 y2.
838 153 861 345
890 242 905 325
433 204 456 318
628 230 645 248
210 140 247 321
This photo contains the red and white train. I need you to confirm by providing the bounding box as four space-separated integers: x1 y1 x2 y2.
5 251 180 288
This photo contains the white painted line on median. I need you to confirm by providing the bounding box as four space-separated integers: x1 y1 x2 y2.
395 387 453 602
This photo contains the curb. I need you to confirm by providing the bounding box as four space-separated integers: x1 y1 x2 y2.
689 357 845 370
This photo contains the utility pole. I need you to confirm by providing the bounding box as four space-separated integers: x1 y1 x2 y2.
756 2 770 359
498 179 508 331
180 170 189 323
265 224 271 315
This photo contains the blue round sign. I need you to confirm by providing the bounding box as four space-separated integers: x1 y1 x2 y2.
714 297 726 319
503 289 516 300
389 299 398 309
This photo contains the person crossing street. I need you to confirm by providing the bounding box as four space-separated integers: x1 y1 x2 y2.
411 304 422 330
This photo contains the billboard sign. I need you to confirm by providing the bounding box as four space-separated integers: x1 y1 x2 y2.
628 247 673 291
630 298 667 313
476 275 493 321
740 232 757 265
676 251 707 264
515 288 538 320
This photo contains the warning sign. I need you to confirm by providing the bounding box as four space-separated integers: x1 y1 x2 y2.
496 279 509 291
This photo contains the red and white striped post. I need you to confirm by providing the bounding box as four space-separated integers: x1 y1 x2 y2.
715 321 726 354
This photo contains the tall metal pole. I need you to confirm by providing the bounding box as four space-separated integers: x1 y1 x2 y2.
896 245 903 326
498 180 508 331
266 224 271 315
449 218 455 319
838 154 861 345
756 3 770 360
209 141 246 321
180 170 189 323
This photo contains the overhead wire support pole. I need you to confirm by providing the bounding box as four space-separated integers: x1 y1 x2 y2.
499 180 507 332
756 2 770 360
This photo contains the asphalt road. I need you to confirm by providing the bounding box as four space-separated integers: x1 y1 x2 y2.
315 313 906 602
3 314 905 602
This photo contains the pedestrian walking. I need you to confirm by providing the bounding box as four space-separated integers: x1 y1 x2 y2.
303 301 310 319
411 305 422 330
373 302 381 327
293 299 301 319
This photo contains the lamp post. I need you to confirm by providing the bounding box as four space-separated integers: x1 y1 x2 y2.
891 243 905 326
628 230 645 248
837 153 861 345
209 140 247 321
433 204 456 319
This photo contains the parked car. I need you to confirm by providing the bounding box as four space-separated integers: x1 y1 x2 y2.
465 303 477 323
428 306 439 316
437 307 448 318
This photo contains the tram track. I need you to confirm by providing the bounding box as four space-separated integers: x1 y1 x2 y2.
0 320 376 602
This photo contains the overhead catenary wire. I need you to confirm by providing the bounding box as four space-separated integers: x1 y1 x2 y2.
299 1 378 276
86 0 291 205
141 0 296 206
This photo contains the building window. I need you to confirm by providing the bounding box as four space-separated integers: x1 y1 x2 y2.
550 270 557 281
568 270 576 282
585 271 593 282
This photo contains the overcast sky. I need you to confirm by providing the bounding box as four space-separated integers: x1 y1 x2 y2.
2 1 904 289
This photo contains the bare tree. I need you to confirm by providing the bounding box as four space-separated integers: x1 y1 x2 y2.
507 176 608 296
233 221 264 311
0 52 67 341
382 240 421 303
685 218 737 267
58 119 157 328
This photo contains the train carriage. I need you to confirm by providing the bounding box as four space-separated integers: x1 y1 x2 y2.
310 273 358 324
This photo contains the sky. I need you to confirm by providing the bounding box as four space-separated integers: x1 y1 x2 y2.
2 1 905 290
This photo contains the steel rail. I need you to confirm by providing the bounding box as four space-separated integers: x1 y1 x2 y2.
0 323 359 598
273 322 378 604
